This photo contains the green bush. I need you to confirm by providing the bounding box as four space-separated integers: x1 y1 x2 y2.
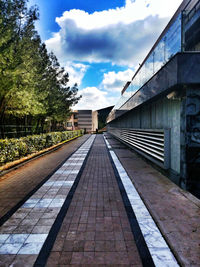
0 130 84 165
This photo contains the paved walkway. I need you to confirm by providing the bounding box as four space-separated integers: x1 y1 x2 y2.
0 134 89 221
45 135 142 266
0 134 199 266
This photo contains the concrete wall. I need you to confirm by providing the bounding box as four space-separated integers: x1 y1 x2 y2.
109 96 181 175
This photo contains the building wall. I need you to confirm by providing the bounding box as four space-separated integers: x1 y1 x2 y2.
92 111 98 132
66 112 78 131
109 96 181 175
106 0 200 197
181 87 200 196
77 110 92 133
66 110 98 133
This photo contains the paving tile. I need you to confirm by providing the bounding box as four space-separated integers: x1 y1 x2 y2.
73 240 85 252
63 240 74 252
17 242 44 254
12 225 35 234
46 251 61 266
59 251 72 265
31 225 51 234
0 254 16 266
11 255 38 267
70 252 83 264
0 234 10 244
5 234 29 244
20 219 39 226
25 234 48 243
3 218 22 226
52 239 64 252
37 218 55 226
0 243 22 254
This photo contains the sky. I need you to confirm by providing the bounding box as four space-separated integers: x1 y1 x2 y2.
28 0 182 110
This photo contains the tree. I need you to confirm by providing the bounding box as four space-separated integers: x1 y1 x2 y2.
0 0 39 122
0 0 81 136
44 53 81 130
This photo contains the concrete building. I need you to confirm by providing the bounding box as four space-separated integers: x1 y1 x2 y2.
106 0 200 198
66 110 98 133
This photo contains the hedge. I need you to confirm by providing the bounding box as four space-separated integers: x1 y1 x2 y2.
0 130 84 165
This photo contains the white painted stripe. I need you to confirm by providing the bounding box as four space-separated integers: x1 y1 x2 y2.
103 135 179 267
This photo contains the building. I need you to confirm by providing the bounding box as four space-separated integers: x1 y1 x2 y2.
97 106 114 130
66 110 98 133
66 111 78 131
106 0 200 198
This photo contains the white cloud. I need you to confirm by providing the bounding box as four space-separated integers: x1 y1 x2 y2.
46 0 182 66
45 0 183 110
56 0 181 30
72 69 133 110
101 69 134 92
73 87 117 110
64 62 89 87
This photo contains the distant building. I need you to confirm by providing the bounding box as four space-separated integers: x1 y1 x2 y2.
66 111 78 131
66 110 98 133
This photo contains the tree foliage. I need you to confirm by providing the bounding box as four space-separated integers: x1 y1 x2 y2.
0 0 81 134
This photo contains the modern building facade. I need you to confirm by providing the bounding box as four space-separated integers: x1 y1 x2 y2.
66 110 98 133
107 0 200 197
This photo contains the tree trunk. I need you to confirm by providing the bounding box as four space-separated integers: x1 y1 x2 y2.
35 117 40 134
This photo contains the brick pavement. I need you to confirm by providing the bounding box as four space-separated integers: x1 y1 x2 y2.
105 133 200 267
0 135 89 221
46 135 142 266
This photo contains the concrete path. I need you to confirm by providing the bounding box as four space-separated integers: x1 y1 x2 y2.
0 133 199 266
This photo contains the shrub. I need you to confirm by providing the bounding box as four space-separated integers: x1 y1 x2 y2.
0 130 84 165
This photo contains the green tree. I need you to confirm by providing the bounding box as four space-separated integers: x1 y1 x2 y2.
0 0 81 136
0 0 39 122
44 53 81 131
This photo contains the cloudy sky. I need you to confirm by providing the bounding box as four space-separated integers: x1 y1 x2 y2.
29 0 182 110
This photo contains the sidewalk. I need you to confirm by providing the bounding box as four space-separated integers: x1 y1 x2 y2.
105 133 200 267
46 134 142 266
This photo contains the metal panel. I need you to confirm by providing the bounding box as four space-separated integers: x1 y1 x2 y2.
109 127 170 169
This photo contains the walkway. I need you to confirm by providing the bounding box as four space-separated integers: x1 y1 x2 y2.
0 134 89 220
0 134 199 266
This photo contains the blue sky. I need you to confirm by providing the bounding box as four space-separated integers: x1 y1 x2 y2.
29 0 182 110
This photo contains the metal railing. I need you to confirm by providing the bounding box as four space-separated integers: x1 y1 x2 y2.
0 125 43 139
108 127 170 169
